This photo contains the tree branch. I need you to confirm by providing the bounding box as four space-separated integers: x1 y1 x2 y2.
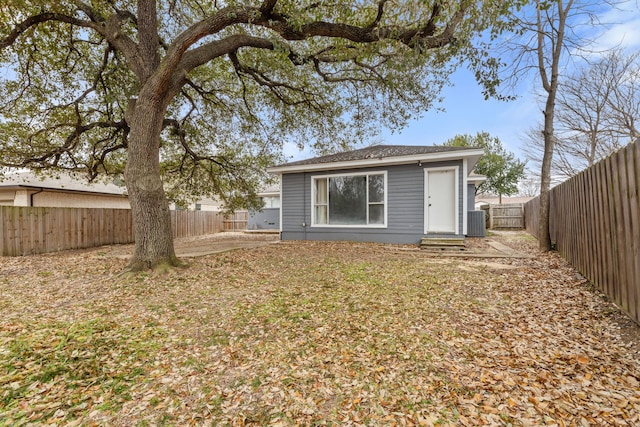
162 119 236 177
173 1 467 78
179 34 274 73
366 0 389 29
228 51 318 108
159 6 258 84
137 0 160 76
259 3 464 49
3 119 127 170
260 0 278 14
0 13 97 50
0 6 147 82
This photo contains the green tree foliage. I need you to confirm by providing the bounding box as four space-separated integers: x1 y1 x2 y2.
444 132 526 200
0 1 520 269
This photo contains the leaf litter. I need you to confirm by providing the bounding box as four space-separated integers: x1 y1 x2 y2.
0 232 638 426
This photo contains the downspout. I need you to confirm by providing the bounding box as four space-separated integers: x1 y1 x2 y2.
30 188 44 207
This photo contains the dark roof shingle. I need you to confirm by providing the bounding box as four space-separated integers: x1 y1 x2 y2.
276 144 479 167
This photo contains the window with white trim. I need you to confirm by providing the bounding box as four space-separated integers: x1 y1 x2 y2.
261 196 280 209
313 172 386 226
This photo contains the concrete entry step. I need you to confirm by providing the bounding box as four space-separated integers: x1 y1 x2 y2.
420 237 466 251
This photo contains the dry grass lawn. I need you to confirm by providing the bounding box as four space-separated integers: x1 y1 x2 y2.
0 232 639 426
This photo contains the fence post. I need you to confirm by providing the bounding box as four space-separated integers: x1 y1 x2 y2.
489 204 494 230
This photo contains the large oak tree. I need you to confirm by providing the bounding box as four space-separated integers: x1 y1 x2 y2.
0 0 516 270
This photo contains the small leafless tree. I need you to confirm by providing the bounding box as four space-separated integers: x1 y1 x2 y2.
518 173 540 197
522 50 640 179
557 50 639 161
604 51 640 141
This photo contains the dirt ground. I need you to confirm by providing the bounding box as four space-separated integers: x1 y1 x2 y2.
2 230 639 425
98 231 280 259
98 231 518 260
102 230 640 351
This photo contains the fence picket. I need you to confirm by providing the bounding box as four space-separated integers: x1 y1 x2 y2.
617 149 632 314
524 140 640 325
632 143 640 321
1 207 247 256
623 144 639 321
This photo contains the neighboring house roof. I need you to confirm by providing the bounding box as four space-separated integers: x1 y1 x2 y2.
258 183 281 197
0 171 127 196
268 144 484 174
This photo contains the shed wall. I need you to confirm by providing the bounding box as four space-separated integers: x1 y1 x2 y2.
248 208 280 230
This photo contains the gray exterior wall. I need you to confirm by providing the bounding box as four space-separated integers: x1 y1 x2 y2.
248 208 280 230
280 161 466 244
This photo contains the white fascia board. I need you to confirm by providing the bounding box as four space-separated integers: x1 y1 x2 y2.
267 149 484 174
468 175 487 185
257 191 280 197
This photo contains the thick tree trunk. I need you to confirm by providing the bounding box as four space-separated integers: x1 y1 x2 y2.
538 100 555 251
124 97 179 270
538 171 552 250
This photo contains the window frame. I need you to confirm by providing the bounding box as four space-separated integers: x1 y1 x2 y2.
311 171 388 228
261 196 281 209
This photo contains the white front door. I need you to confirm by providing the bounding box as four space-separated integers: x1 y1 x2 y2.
425 168 458 234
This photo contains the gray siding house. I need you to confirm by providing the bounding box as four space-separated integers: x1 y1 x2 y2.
267 145 484 244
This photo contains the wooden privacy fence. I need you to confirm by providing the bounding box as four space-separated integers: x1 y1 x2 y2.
222 211 248 231
1 207 248 256
524 140 640 325
171 210 222 238
482 203 524 229
0 207 134 256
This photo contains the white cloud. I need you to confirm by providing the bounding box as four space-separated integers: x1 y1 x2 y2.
589 2 640 52
595 20 640 51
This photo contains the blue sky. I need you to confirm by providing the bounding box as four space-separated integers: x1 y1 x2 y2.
283 1 640 164
378 68 538 156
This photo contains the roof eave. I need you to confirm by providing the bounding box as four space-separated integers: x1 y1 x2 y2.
268 149 484 174
0 184 127 197
468 175 487 186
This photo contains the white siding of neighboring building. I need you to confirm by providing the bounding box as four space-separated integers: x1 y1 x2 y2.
0 171 130 209
0 188 130 209
33 191 130 208
14 190 30 206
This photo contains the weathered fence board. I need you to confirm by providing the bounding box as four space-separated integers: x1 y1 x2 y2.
524 140 640 325
0 207 122 255
1 207 249 256
488 203 524 229
169 210 246 238
223 211 249 231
